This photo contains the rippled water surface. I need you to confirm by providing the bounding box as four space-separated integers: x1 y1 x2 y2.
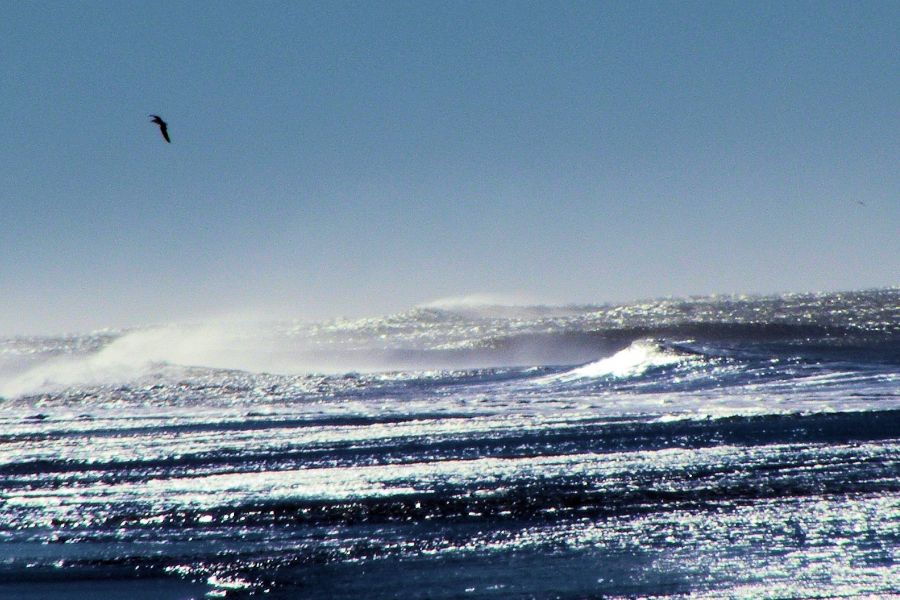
1 289 898 598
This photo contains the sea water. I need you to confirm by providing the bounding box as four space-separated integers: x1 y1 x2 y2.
0 289 897 598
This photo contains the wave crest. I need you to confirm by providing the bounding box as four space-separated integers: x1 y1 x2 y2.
554 339 699 381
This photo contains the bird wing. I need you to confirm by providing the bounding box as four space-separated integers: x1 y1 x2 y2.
160 123 171 143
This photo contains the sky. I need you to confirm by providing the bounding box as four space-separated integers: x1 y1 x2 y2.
1 1 898 335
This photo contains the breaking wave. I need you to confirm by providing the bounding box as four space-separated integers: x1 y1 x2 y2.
552 339 699 381
1 289 897 399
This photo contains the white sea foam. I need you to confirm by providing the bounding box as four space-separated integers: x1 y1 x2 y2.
552 339 694 381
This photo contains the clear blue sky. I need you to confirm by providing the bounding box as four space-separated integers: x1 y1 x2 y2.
2 1 897 334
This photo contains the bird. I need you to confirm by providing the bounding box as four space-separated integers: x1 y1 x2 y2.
149 114 170 143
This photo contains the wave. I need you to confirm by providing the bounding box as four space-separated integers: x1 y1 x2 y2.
0 324 265 399
550 339 698 381
1 290 897 398
0 324 799 398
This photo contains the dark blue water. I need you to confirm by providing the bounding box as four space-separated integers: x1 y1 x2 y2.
1 289 898 598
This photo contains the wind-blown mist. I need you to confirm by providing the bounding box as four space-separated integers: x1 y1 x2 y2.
0 317 592 399
2 289 896 400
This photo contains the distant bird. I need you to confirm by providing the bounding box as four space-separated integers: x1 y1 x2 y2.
149 114 170 143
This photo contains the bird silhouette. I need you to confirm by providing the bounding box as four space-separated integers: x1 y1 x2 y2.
149 115 170 143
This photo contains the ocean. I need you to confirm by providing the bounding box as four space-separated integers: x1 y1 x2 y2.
0 289 897 598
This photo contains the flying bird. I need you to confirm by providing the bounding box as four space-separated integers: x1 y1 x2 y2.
149 114 170 143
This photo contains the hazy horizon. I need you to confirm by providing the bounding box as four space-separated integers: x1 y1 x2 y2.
2 284 896 338
3 2 897 336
